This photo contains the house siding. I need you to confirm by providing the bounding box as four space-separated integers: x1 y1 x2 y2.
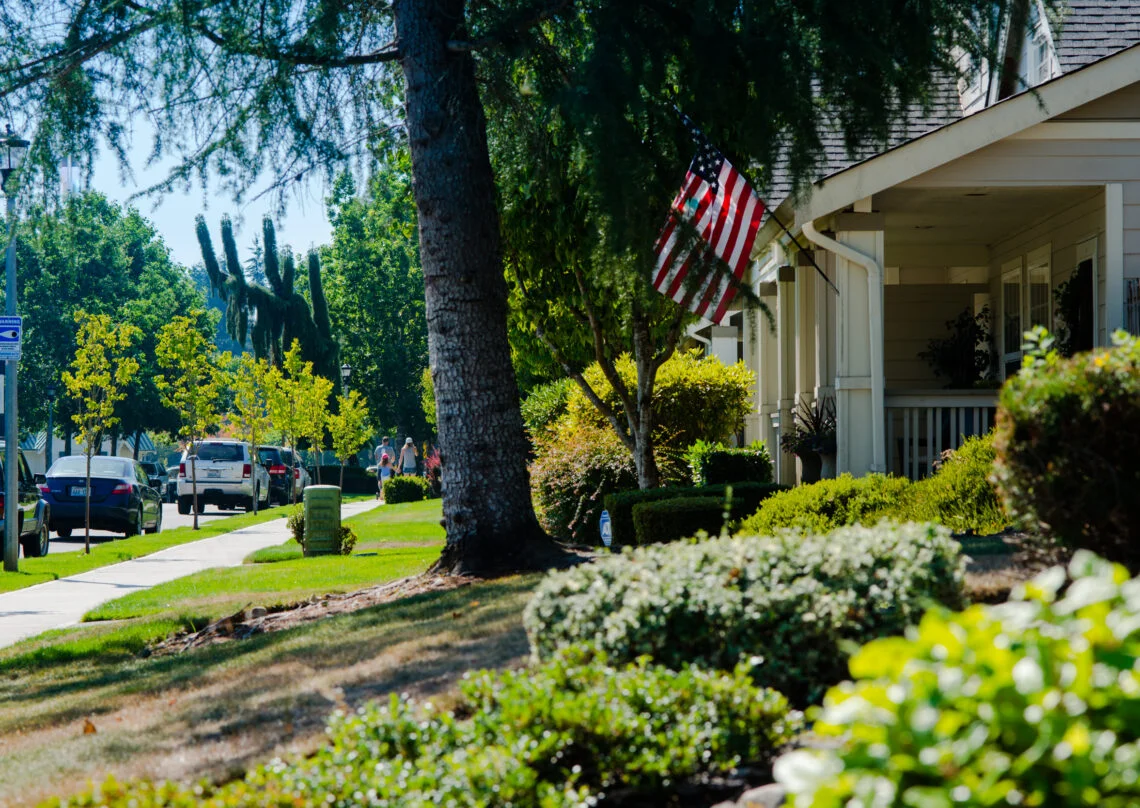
1056 80 1140 119
884 284 988 388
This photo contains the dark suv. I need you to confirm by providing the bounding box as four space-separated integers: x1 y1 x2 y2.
0 442 50 557
257 445 302 505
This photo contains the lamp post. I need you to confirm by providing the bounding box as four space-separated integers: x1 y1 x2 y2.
2 125 28 572
340 363 352 396
45 382 56 474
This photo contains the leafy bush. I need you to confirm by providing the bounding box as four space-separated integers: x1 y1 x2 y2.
778 551 1140 807
604 481 788 546
285 508 358 555
686 439 773 486
632 496 728 545
902 432 1005 534
335 525 358 555
315 464 376 495
383 474 428 504
564 349 754 451
53 647 801 807
739 473 911 535
994 328 1140 567
530 422 684 543
520 376 575 437
525 522 966 705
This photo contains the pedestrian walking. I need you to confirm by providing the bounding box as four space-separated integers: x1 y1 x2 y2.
374 436 395 468
377 455 394 501
398 437 419 476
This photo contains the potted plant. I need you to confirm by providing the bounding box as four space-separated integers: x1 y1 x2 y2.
780 397 836 484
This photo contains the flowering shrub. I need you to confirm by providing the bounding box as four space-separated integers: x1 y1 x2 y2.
778 551 1140 807
422 448 441 497
51 646 801 807
738 473 911 535
995 328 1140 567
525 522 965 705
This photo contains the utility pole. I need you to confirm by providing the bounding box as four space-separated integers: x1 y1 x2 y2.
2 125 28 572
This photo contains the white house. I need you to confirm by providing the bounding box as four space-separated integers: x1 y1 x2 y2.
20 432 157 475
735 1 1140 485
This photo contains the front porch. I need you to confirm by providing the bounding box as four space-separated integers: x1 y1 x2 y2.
745 180 1129 484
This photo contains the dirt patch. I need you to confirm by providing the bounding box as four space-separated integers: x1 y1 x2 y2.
149 574 472 656
962 531 1067 604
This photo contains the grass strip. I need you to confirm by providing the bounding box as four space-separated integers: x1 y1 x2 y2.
0 496 372 595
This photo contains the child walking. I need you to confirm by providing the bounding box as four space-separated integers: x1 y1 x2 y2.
377 455 394 502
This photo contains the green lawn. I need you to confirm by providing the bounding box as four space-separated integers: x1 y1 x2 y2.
0 496 374 595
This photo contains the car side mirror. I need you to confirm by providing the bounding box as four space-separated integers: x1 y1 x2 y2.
33 473 45 485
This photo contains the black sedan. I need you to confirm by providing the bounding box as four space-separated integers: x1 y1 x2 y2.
41 456 163 538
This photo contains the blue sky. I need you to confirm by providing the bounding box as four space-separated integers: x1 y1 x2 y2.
88 127 334 270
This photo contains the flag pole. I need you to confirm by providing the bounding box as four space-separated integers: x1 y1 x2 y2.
672 105 839 296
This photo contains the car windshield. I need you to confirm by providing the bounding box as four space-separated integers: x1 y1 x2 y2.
140 462 159 474
257 448 280 464
50 456 131 478
196 443 244 462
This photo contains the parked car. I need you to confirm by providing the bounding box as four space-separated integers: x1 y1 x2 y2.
42 455 162 538
164 465 179 503
0 442 51 557
178 440 270 513
139 461 168 495
256 445 309 505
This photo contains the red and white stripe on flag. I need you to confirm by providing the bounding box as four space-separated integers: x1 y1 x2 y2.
652 157 765 324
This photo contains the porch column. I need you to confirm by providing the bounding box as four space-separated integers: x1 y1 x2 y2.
833 213 886 476
810 249 837 399
776 264 797 485
710 325 739 367
1106 183 1124 334
795 256 816 412
755 282 780 463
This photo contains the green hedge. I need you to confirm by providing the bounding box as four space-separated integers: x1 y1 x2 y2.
314 465 376 495
738 473 911 535
777 551 1140 806
904 432 1005 535
994 328 1140 567
382 474 429 504
53 646 801 807
604 481 788 546
686 439 773 486
632 496 728 545
525 521 966 705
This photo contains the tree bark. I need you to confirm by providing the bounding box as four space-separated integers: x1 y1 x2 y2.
394 0 560 575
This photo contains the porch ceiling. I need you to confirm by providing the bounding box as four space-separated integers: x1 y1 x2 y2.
874 186 1101 247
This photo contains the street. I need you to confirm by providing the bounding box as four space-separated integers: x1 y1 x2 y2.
46 501 282 554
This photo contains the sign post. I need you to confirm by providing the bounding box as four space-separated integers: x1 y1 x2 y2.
599 509 612 548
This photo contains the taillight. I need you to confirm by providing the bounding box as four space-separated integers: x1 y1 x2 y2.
269 464 286 475
294 467 300 479
112 483 131 495
242 463 252 479
179 463 186 477
37 484 49 495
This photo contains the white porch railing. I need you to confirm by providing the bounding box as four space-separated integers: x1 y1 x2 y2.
885 390 998 480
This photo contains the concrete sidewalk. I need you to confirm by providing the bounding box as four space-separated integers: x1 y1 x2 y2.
0 498 381 650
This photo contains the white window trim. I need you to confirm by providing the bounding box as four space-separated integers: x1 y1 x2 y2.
1026 244 1053 331
1001 257 1024 378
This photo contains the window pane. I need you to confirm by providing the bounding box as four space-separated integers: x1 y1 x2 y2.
1003 279 1022 353
1029 266 1050 328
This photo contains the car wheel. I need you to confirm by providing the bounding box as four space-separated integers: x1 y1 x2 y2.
177 496 191 515
144 504 162 534
56 526 72 539
126 506 142 537
21 522 50 558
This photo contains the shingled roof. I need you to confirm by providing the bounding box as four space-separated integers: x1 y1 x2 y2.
762 1 1140 211
1054 0 1140 71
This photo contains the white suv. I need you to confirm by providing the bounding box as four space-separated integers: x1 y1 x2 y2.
177 440 271 514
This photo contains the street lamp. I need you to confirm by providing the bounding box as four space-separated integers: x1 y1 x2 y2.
340 363 352 395
45 382 56 474
1 125 28 572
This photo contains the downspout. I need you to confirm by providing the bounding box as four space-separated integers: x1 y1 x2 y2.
801 220 886 474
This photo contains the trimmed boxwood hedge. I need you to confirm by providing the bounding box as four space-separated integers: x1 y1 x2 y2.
632 496 727 545
382 475 429 504
604 481 788 546
525 521 966 705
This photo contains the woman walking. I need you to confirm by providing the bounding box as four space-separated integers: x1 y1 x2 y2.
398 437 419 476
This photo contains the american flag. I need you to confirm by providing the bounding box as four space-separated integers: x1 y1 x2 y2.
653 115 765 324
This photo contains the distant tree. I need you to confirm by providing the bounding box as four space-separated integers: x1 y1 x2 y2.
322 162 429 440
298 369 335 483
227 353 273 513
197 215 340 384
264 340 320 502
61 312 140 553
155 315 226 530
328 390 373 488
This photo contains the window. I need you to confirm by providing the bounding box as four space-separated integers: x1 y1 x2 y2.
1027 248 1051 330
196 442 244 462
1002 260 1023 378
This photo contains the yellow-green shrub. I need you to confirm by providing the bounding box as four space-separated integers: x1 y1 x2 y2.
738 474 911 535
903 432 1006 534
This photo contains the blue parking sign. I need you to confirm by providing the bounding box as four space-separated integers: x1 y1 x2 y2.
599 509 612 548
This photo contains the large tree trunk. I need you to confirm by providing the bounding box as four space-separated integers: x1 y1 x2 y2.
394 0 559 575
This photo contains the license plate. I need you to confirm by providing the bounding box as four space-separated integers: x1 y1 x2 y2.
207 470 221 479
70 486 87 497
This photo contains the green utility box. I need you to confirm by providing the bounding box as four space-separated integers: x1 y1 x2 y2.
303 485 341 557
